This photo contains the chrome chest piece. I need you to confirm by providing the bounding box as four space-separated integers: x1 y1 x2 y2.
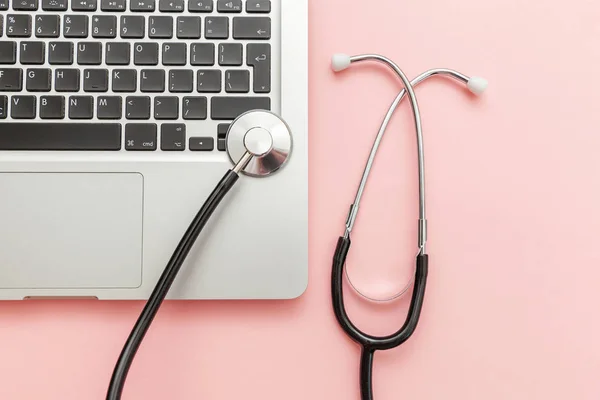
226 110 293 176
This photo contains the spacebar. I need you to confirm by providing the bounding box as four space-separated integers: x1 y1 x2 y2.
0 123 122 150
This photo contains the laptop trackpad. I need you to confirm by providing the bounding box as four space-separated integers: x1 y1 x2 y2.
0 173 143 289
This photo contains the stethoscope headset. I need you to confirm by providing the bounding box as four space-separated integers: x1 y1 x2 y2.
330 53 487 400
104 54 487 400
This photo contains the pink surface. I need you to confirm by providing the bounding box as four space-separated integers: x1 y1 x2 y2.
1 1 600 399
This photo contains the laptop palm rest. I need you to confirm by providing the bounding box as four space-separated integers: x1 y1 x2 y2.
0 172 143 290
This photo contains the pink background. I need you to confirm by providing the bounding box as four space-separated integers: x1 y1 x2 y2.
1 0 600 398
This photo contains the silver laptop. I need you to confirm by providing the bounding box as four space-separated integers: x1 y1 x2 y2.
0 0 308 300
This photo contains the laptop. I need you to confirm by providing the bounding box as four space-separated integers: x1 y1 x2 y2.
0 0 308 300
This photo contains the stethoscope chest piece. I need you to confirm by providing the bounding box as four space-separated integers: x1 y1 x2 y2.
226 110 293 177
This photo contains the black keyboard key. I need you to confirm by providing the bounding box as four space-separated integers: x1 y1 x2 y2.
159 0 183 12
83 68 109 92
0 96 7 119
177 16 200 39
49 42 74 65
217 0 241 13
126 96 150 119
189 0 212 12
0 42 17 64
140 69 164 92
247 43 271 93
72 0 97 11
0 123 121 150
0 0 8 10
64 15 88 38
217 123 229 151
130 0 155 11
10 96 36 119
162 43 186 66
134 42 158 65
69 96 94 119
182 96 206 120
20 42 45 64
0 15 3 38
125 123 157 150
190 43 214 66
6 15 32 37
196 70 221 93
0 94 7 119
112 69 137 92
217 123 229 138
225 70 249 93
26 68 52 92
106 42 130 65
97 96 122 119
161 124 185 151
78 42 102 65
55 69 80 92
247 0 270 13
219 43 242 66
42 0 69 11
92 15 117 38
169 69 193 93
101 0 126 11
189 137 214 151
154 96 178 119
35 15 60 38
233 17 270 40
211 96 270 120
121 15 145 38
149 16 173 38
0 68 23 91
205 16 228 39
40 95 65 119
13 0 38 10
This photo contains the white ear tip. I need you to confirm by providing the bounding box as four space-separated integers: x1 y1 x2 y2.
331 53 351 72
467 77 488 95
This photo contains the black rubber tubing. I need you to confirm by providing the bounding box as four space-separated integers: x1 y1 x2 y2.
106 170 240 400
331 236 429 400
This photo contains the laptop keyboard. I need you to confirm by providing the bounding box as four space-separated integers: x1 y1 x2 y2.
0 0 275 152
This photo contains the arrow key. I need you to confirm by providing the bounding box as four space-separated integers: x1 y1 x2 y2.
233 17 270 40
189 137 214 151
161 124 186 151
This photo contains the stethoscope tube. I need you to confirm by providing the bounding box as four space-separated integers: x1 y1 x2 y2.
106 154 253 400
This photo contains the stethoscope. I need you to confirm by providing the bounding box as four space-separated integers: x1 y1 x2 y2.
330 53 487 400
104 54 487 400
